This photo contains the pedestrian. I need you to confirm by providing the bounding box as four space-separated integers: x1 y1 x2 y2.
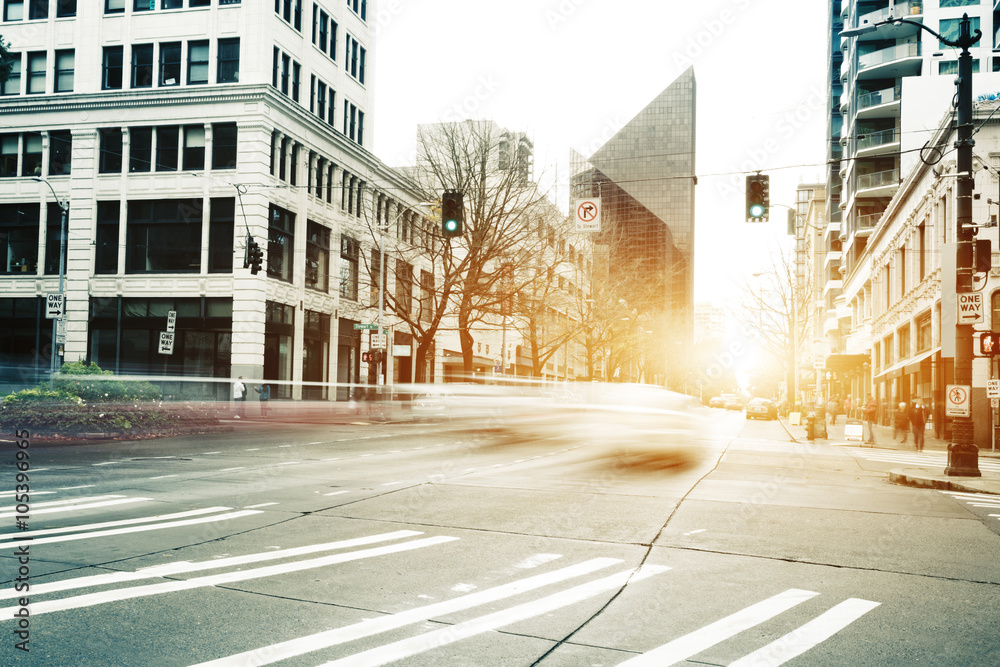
910 400 926 452
233 376 246 418
863 394 877 444
844 395 853 419
255 382 271 418
894 401 909 443
827 396 839 425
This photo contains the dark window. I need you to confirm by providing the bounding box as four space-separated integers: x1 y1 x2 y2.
182 125 205 171
339 235 358 300
159 42 181 86
280 53 290 94
395 259 412 315
292 61 300 102
1 53 20 96
359 46 365 84
103 46 123 90
306 220 329 292
293 0 301 30
21 132 41 177
162 0 183 8
190 0 210 6
27 0 46 19
289 143 298 185
99 128 123 173
126 199 203 273
272 47 279 88
278 136 287 181
129 126 152 173
155 125 179 171
56 0 76 17
26 51 45 94
212 122 238 170
267 203 294 283
187 40 209 85
0 134 17 176
327 90 335 126
316 81 326 119
53 49 74 93
357 111 364 146
330 20 337 58
0 203 39 274
45 202 66 275
319 10 328 51
4 0 23 21
105 0 124 14
131 44 153 88
95 201 119 275
217 37 240 83
48 130 72 176
208 198 234 273
133 0 153 12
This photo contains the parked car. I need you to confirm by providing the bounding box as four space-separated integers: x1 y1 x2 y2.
723 394 746 411
745 398 778 420
708 395 726 408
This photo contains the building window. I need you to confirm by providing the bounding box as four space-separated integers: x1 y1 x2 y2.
129 126 152 173
291 61 301 102
330 20 338 58
0 134 17 177
1 53 20 95
212 122 238 170
99 128 123 174
267 203 294 283
190 0 210 7
95 201 119 275
940 17 980 50
187 40 209 85
318 9 328 51
162 0 183 8
26 51 45 94
357 111 364 146
126 199 203 273
159 42 181 86
56 0 75 17
0 203 39 274
916 313 932 352
217 37 240 83
208 197 234 273
317 80 326 119
182 125 205 170
48 130 71 175
420 269 434 323
44 202 65 275
280 52 290 95
306 220 329 292
133 0 153 12
131 44 153 88
939 59 980 75
4 0 24 21
102 46 123 90
53 49 74 93
26 0 45 19
105 0 124 14
156 125 179 171
21 132 41 176
395 259 412 315
339 234 358 300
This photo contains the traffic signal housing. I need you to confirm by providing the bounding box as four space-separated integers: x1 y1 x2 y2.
980 332 1000 356
248 239 264 274
361 351 371 363
746 174 769 222
442 190 464 237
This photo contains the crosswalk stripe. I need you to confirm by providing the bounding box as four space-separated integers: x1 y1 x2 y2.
0 530 424 602
0 509 262 547
0 506 233 543
0 496 151 519
191 557 628 667
618 589 820 666
0 535 458 619
317 564 670 667
0 490 56 498
0 494 126 511
729 598 880 666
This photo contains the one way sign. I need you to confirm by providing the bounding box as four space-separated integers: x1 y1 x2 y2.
957 293 984 325
46 293 64 319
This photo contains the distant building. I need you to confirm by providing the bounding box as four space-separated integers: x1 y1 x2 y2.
694 303 725 343
569 67 696 387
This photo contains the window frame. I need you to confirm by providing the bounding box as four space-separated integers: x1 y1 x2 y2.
159 41 181 86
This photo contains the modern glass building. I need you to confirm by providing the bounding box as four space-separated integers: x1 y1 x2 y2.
569 67 696 386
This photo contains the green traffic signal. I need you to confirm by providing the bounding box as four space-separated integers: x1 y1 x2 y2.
442 190 464 237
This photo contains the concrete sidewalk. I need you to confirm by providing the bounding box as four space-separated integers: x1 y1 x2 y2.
780 415 1000 495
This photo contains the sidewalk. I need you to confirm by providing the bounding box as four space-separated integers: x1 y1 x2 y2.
780 415 1000 495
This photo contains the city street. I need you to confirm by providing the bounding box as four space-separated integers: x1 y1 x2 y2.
3 408 1000 665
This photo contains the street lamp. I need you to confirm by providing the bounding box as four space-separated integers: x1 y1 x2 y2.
843 13 981 476
32 176 68 390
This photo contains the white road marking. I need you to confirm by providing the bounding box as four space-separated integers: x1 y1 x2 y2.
0 490 56 498
0 509 262 547
618 589 821 666
4 495 125 510
451 583 477 592
322 490 350 496
31 468 49 472
191 557 628 667
279 445 292 448
514 554 562 569
0 535 457 618
244 502 278 509
0 507 233 544
0 530 423 601
219 467 245 472
0 497 151 519
92 462 120 466
729 598 880 666
320 564 670 667
149 474 178 480
58 485 94 490
380 481 404 486
277 462 298 465
245 448 260 451
683 529 707 536
202 451 221 455
322 458 341 462
308 441 323 445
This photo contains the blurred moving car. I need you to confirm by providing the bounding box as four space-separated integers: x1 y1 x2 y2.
708 395 726 408
745 398 778 420
410 391 456 421
723 394 746 411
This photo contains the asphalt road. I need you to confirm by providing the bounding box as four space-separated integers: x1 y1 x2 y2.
2 407 999 665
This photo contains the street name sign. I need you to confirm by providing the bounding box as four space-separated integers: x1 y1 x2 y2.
945 384 971 418
354 323 378 330
957 293 984 325
46 293 64 319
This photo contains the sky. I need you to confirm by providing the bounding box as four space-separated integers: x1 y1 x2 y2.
371 0 830 309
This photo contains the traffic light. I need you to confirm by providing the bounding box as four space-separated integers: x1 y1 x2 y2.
976 238 992 273
442 190 464 237
243 234 252 269
248 238 264 274
361 351 371 363
370 349 383 365
746 174 769 222
980 332 1000 356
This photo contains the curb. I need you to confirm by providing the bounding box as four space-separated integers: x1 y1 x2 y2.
888 468 999 494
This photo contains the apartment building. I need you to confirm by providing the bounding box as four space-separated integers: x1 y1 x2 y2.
0 0 435 400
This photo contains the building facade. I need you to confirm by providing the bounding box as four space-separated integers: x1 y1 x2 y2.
0 0 438 400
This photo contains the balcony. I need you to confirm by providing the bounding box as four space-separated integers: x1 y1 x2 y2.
856 85 902 119
857 127 899 157
856 211 883 232
852 2 923 42
857 42 921 80
856 168 899 197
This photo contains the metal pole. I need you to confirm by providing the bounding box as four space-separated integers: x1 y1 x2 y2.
34 177 67 390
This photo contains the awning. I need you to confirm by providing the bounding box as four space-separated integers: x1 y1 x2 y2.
824 353 870 373
874 347 939 381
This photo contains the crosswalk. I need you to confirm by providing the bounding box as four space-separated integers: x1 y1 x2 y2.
846 447 1000 473
940 490 1000 518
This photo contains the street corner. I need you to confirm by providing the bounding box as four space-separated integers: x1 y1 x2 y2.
888 467 1000 495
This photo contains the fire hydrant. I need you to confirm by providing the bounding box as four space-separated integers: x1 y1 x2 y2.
806 410 816 441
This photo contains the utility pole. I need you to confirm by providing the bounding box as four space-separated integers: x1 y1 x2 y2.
33 177 67 390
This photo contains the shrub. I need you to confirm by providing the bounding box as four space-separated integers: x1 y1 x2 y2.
53 361 162 402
